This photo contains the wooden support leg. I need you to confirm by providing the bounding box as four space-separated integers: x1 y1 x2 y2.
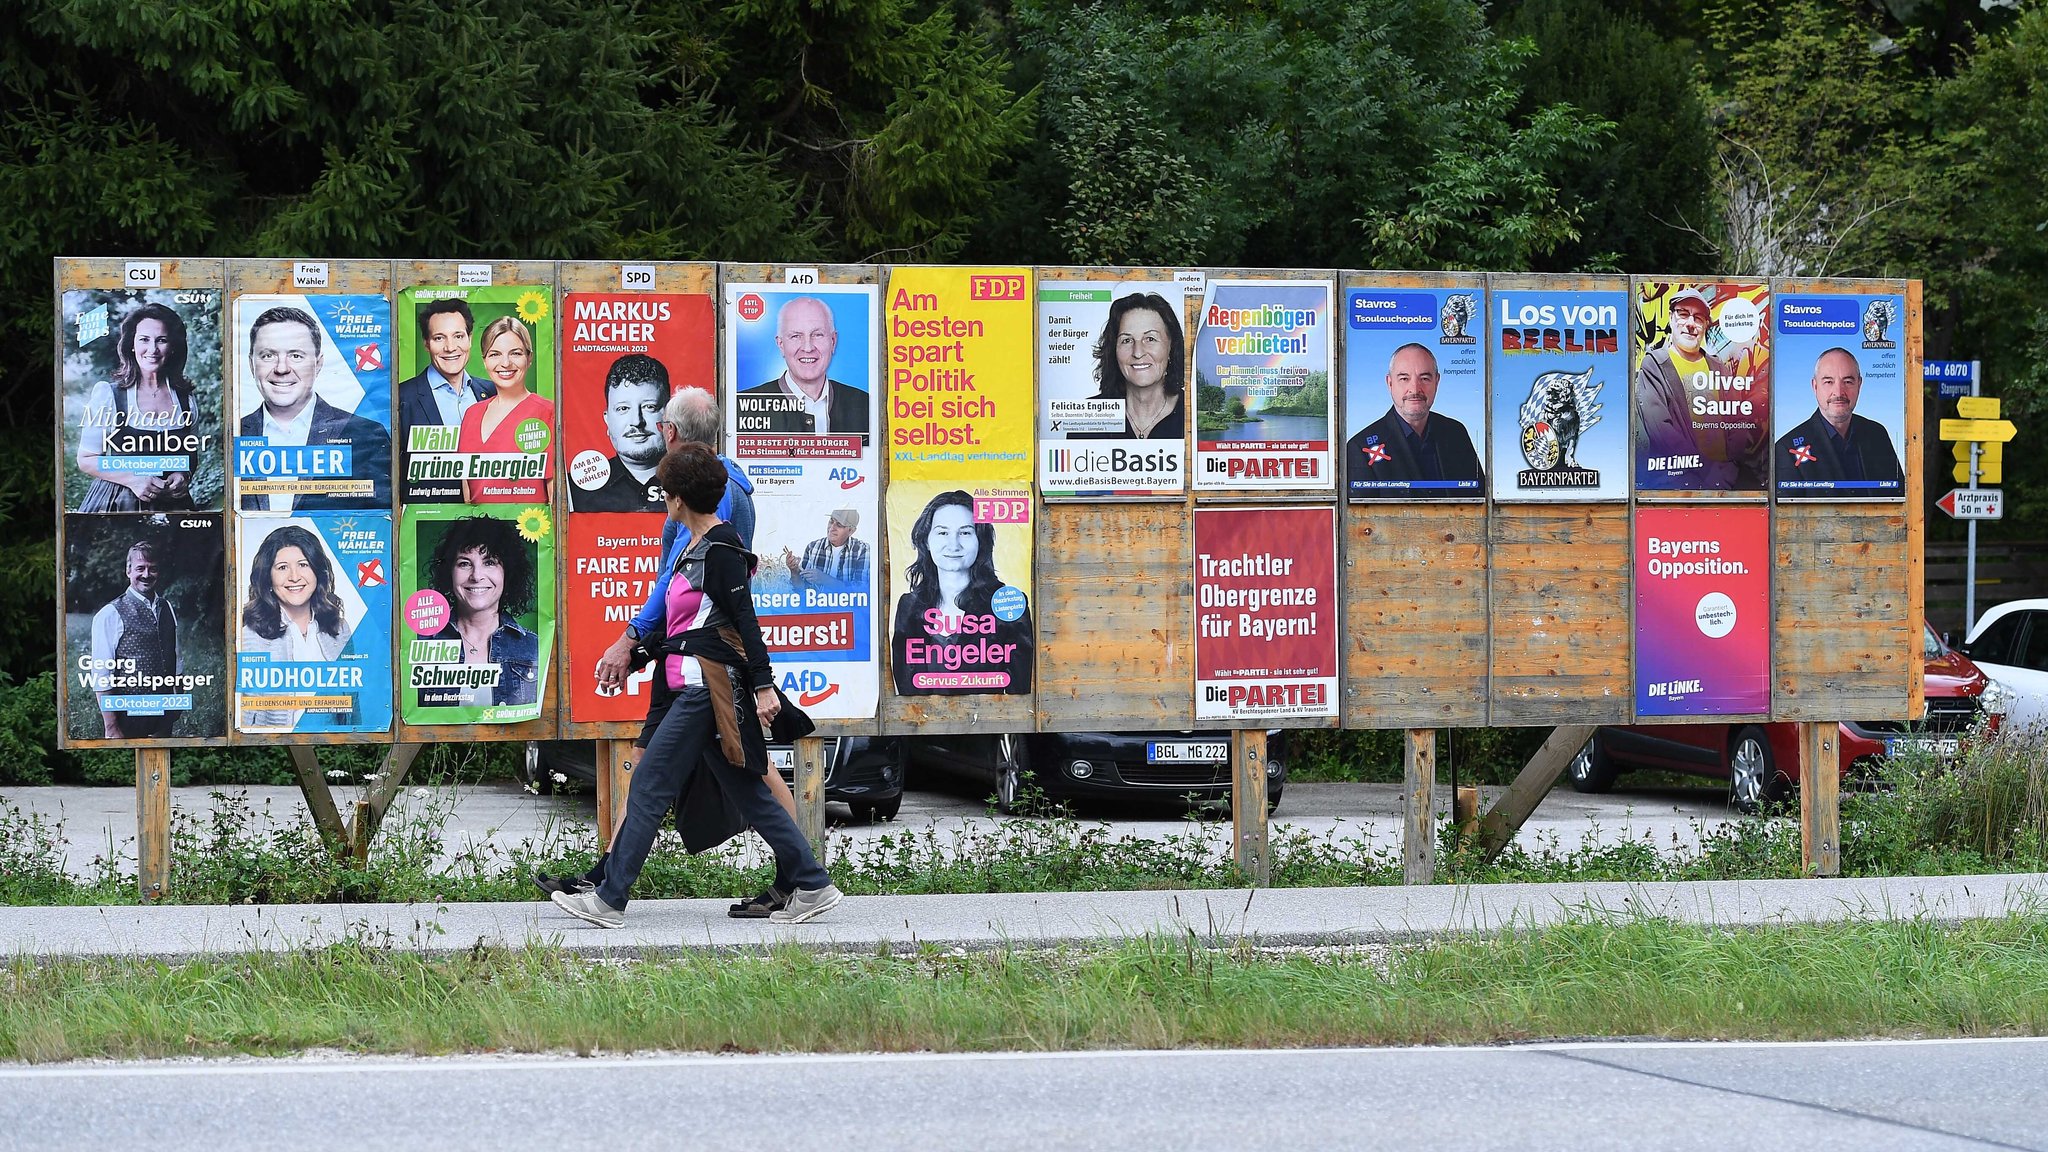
795 735 827 860
1474 725 1598 865
285 745 350 856
1800 722 1841 877
339 744 425 853
1232 729 1270 885
595 740 634 852
1403 729 1437 885
136 748 170 902
350 799 372 865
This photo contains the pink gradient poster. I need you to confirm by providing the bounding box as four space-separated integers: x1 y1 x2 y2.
1633 505 1770 716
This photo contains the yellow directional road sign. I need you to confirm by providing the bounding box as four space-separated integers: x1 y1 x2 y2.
1940 418 2018 443
1952 441 2003 463
1954 462 2003 484
1956 396 2001 419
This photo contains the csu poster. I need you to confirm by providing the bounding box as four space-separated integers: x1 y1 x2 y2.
398 504 555 725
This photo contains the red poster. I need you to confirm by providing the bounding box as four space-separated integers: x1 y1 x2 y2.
1193 506 1338 720
563 515 666 723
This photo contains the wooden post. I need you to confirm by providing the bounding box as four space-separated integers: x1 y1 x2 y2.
1474 724 1599 865
1800 722 1840 877
795 735 827 859
349 799 372 865
136 748 170 901
1453 786 1481 842
595 740 634 852
285 746 350 856
1232 729 1270 885
1402 729 1436 885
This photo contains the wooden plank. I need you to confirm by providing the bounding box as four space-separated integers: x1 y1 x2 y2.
1488 506 1630 723
1345 504 1488 726
1773 503 1912 720
1035 502 1194 731
1906 280 1925 721
136 748 171 901
1231 728 1270 884
1799 721 1840 877
795 734 827 858
285 746 350 854
1402 728 1436 885
1474 725 1597 864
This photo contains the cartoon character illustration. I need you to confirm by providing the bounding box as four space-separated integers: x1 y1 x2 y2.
1862 299 1897 347
1518 368 1603 471
1440 294 1476 342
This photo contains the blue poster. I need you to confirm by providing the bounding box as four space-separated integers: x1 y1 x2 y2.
1771 291 1908 500
233 513 393 734
231 294 394 513
1342 284 1486 501
1488 286 1630 502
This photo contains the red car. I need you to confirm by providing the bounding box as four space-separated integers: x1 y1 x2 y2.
1569 625 2002 813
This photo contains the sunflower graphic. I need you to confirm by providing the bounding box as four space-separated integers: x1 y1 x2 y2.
515 290 550 324
515 506 552 543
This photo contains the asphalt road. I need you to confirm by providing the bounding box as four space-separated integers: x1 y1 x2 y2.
4 1037 2043 1152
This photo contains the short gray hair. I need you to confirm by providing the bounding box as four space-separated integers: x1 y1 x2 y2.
662 387 720 447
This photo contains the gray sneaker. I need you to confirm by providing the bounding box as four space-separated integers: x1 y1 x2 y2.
769 883 843 924
551 888 624 928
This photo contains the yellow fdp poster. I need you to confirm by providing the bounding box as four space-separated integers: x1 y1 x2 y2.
885 266 1034 483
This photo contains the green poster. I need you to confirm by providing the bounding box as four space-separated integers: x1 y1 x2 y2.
395 285 558 506
398 503 555 725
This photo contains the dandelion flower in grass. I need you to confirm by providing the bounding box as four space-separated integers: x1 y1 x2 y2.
412 788 430 799
515 506 551 543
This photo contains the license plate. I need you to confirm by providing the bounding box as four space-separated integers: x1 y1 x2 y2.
1886 736 1960 758
1147 741 1228 764
769 748 795 772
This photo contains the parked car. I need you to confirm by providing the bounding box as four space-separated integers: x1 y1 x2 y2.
1568 625 2003 813
532 736 907 824
905 729 1288 814
1958 598 2048 731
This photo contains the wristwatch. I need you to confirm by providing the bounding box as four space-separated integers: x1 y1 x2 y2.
623 622 647 642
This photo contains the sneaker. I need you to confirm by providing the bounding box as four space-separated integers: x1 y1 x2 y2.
727 886 789 919
551 888 624 928
532 870 594 897
768 883 842 924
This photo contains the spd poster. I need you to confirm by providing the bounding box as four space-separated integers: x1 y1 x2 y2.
1633 281 1771 493
885 480 1033 696
1342 285 1486 501
1192 280 1334 491
1488 287 1630 501
1771 290 1908 500
394 285 556 506
398 504 555 725
563 516 666 723
1037 278 1188 497
60 289 226 513
230 293 393 513
1193 506 1338 720
562 291 713 514
233 513 393 734
62 512 227 741
1634 505 1770 716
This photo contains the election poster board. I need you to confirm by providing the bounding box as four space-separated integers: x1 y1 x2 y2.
1036 275 1189 498
725 277 881 720
1194 506 1338 721
1488 282 1630 502
1191 278 1335 492
229 294 393 513
62 512 227 742
232 514 393 734
1770 286 1909 501
1632 280 1771 496
394 283 557 507
398 504 556 726
1634 505 1771 717
1342 281 1487 502
60 288 226 514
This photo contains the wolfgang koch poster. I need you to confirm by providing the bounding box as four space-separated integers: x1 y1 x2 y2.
1192 280 1334 491
1488 286 1630 501
1342 284 1486 501
1193 506 1337 721
1037 277 1188 498
233 513 393 734
230 293 393 513
1633 505 1770 717
1632 280 1771 494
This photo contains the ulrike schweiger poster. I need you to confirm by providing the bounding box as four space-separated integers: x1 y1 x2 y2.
1192 281 1334 491
1193 506 1338 721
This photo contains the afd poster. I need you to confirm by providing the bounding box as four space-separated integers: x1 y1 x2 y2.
1633 281 1771 494
60 288 225 514
1342 285 1486 501
886 480 1033 696
1193 506 1338 721
233 514 392 734
62 512 226 741
562 291 714 514
1488 287 1630 502
725 282 881 719
1192 280 1334 491
398 504 555 725
1634 505 1770 717
1771 291 1908 500
1037 278 1188 497
395 285 556 506
230 294 393 513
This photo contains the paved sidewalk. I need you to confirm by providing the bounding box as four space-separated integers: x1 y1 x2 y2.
4 873 2045 961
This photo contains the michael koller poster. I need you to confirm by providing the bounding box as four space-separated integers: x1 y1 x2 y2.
231 293 394 513
1633 505 1770 717
1632 281 1771 494
233 513 393 734
398 504 555 725
1192 280 1334 491
1771 290 1908 500
1037 278 1188 497
395 284 556 506
62 512 226 741
60 288 225 513
1342 285 1486 501
1488 287 1630 502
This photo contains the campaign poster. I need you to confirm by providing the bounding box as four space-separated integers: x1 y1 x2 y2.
232 514 393 734
885 480 1033 696
1191 280 1334 491
1771 291 1909 500
1633 281 1771 493
230 294 393 513
726 282 881 719
1037 278 1188 497
1634 505 1770 716
562 291 714 514
1193 506 1338 721
61 512 226 741
60 289 225 513
563 516 665 723
1342 286 1486 501
885 266 1033 481
398 504 555 725
1489 287 1630 501
394 285 556 506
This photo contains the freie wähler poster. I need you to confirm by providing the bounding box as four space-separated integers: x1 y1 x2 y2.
1193 505 1338 721
394 284 556 506
725 282 880 719
1488 287 1630 501
60 288 226 513
1342 284 1486 501
398 504 554 725
230 293 393 513
1632 280 1771 494
233 513 393 734
1191 279 1333 491
1634 505 1770 716
1037 278 1188 497
1771 290 1908 501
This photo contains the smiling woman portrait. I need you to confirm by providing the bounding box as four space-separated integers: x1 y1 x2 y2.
889 489 1033 695
427 514 540 707
458 315 555 503
1069 291 1186 442
238 523 352 729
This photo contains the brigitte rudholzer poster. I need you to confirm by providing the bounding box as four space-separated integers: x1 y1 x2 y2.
63 512 226 741
398 505 555 725
394 285 556 506
1634 505 1770 716
1036 278 1188 497
1771 291 1908 500
1632 281 1771 494
233 514 393 734
1192 279 1334 491
60 288 225 513
1488 287 1630 501
231 293 394 513
1342 285 1486 501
